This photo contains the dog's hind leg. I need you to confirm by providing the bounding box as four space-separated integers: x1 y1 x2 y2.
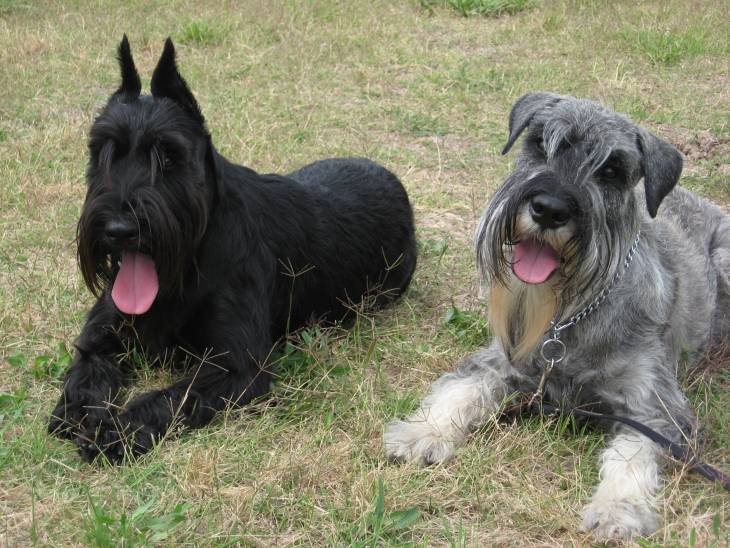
384 345 522 465
48 299 128 440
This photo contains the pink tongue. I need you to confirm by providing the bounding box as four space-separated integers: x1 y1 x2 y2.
513 240 560 284
111 252 159 315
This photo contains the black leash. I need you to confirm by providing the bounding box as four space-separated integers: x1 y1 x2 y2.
537 402 730 492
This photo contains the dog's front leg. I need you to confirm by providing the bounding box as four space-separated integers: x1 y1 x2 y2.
580 426 663 540
384 345 522 465
78 292 274 463
48 298 127 441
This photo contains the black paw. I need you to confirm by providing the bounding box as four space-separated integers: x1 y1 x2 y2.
48 400 90 440
75 417 158 464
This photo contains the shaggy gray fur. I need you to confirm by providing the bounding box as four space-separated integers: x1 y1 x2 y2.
384 92 730 541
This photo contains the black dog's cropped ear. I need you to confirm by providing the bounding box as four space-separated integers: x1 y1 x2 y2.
151 38 206 125
502 92 564 155
637 129 683 218
115 34 141 99
205 137 226 200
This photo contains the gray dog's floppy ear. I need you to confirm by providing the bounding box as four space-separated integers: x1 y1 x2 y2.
151 38 206 126
502 92 563 155
637 129 683 218
115 35 141 99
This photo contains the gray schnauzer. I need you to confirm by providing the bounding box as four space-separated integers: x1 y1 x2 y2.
384 92 730 540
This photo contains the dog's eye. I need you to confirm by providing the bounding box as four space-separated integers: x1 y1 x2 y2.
155 147 175 170
535 138 546 155
601 166 619 180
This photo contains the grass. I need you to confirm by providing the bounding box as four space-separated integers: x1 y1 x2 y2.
620 26 712 66
421 0 537 17
0 0 729 545
178 20 228 46
83 496 190 546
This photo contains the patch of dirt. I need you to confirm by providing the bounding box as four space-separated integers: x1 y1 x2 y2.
656 124 730 177
20 35 48 57
674 133 729 162
417 208 474 244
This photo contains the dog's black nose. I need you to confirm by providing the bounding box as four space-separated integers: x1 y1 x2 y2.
104 218 138 243
529 194 571 229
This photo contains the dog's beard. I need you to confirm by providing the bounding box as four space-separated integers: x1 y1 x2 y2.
477 198 632 361
77 181 209 311
477 197 586 361
489 275 559 361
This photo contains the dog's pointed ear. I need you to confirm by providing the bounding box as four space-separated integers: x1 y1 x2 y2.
637 129 682 218
206 138 226 199
150 38 206 125
502 92 563 155
115 34 141 98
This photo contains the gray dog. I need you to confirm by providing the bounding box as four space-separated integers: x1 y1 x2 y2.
384 92 730 540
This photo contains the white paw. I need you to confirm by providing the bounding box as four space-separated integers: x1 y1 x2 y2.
580 498 659 541
383 418 456 465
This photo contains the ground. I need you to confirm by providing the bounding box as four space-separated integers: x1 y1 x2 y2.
0 0 729 545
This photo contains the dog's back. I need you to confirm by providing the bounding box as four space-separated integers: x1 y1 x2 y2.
656 186 730 344
288 157 417 295
288 158 417 323
212 156 417 337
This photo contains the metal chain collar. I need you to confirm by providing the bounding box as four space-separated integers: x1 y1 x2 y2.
529 231 642 406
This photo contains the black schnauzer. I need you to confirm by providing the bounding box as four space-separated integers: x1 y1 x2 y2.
49 36 417 463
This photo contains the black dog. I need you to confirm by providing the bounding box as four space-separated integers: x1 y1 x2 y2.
48 36 417 463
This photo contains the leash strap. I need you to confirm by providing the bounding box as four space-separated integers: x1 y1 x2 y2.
537 403 730 492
